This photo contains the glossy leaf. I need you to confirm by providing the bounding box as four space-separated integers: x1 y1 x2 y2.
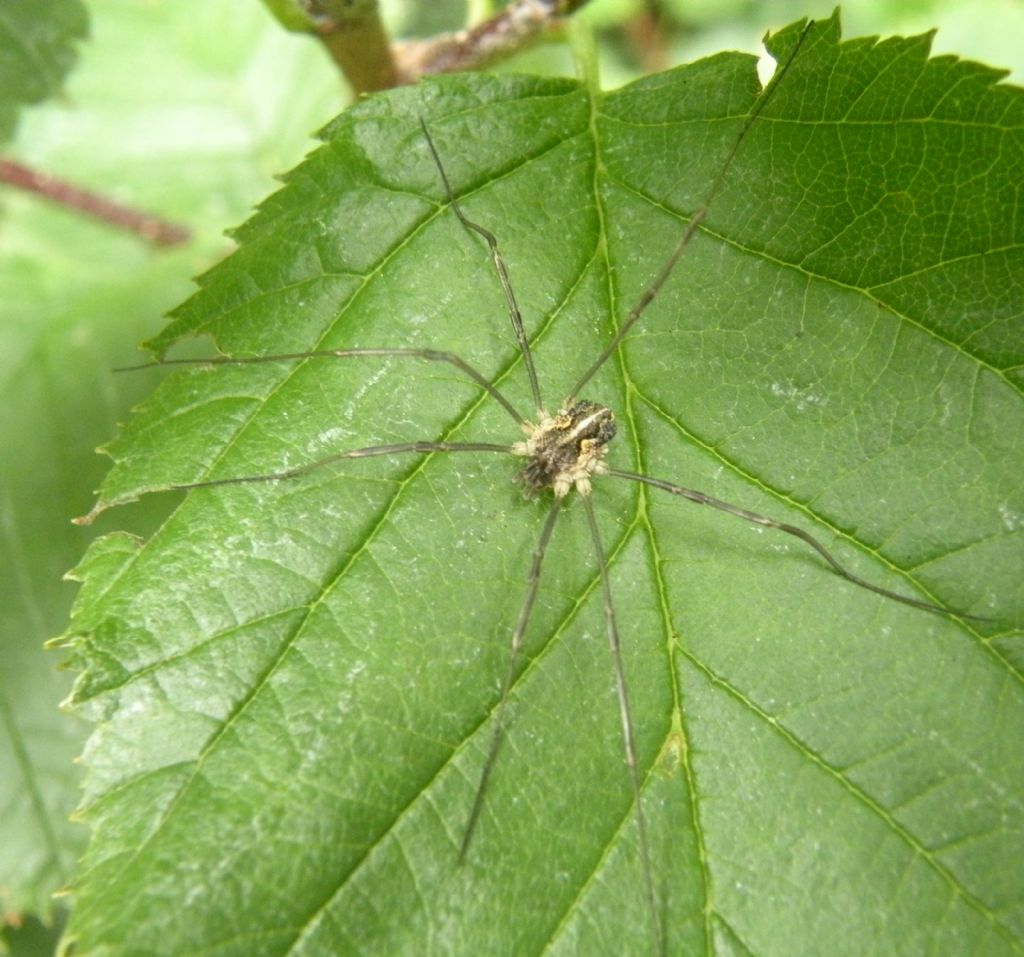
62 15 1023 956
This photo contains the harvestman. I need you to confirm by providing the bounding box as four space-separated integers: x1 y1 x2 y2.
110 19 978 956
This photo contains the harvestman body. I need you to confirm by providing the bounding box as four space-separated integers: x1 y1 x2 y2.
108 19 979 956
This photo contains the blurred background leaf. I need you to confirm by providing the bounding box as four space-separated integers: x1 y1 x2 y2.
0 0 87 144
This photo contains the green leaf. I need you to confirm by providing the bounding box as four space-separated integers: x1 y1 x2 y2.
0 0 88 144
63 14 1023 956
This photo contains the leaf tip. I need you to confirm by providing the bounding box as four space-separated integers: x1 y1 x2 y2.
71 501 108 526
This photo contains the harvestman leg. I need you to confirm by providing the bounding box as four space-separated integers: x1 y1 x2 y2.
459 497 562 860
100 348 531 497
115 158 547 492
74 349 529 528
421 119 545 415
121 348 530 428
608 468 983 619
582 494 661 954
565 18 816 405
166 441 516 491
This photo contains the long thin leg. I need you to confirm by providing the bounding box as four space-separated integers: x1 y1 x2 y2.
120 347 528 428
460 497 562 860
421 119 545 416
567 19 816 404
608 467 984 620
169 442 515 491
581 495 662 957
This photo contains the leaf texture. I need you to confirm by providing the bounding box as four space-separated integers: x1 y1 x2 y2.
62 15 1024 957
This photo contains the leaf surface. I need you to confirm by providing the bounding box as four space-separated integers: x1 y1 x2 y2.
64 15 1024 957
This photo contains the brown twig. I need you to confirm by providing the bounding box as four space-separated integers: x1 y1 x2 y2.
271 0 592 91
395 0 592 82
0 158 191 247
303 0 398 92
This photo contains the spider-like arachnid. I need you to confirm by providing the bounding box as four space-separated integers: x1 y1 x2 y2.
69 13 1015 957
